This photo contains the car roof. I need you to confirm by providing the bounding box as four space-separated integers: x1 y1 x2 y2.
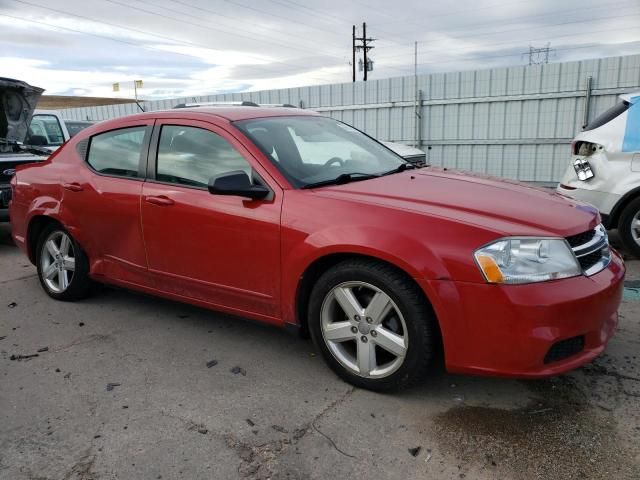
121 106 321 123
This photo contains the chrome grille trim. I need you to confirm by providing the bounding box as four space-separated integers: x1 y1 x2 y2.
568 224 611 276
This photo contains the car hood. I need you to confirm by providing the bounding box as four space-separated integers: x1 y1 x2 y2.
314 168 599 237
0 77 44 143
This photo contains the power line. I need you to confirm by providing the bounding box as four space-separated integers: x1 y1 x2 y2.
260 0 410 47
216 0 351 41
372 16 640 62
103 0 316 55
372 0 576 27
378 40 640 74
162 0 346 56
373 0 639 51
136 0 346 58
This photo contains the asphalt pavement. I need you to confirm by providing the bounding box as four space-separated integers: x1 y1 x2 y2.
1 223 639 480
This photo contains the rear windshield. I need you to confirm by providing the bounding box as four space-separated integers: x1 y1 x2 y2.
584 100 630 131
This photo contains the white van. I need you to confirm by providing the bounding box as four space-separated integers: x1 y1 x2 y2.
557 92 640 256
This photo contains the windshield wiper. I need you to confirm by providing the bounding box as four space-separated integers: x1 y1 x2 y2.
381 162 418 176
301 172 380 189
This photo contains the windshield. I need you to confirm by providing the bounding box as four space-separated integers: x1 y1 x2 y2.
234 116 406 188
27 114 65 146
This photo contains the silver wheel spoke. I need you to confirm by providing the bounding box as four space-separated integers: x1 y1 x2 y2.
321 281 409 380
333 286 363 319
324 321 356 342
365 291 393 324
373 326 407 357
59 270 69 290
59 235 71 256
63 256 75 272
43 263 57 279
357 340 376 376
46 239 60 258
41 231 75 294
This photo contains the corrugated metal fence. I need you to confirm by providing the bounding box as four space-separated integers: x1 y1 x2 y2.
60 54 640 183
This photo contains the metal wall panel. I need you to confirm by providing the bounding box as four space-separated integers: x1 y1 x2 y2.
58 54 640 182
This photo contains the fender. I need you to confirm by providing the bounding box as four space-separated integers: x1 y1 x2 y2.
608 184 640 228
280 224 451 325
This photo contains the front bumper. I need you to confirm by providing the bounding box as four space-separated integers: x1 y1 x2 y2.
556 183 620 219
421 250 625 378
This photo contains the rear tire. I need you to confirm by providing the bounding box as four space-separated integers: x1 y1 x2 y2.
36 224 92 301
618 197 640 258
308 259 437 392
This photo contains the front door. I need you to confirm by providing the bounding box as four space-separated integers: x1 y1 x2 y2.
140 120 282 322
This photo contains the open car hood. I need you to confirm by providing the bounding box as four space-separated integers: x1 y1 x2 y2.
0 77 44 143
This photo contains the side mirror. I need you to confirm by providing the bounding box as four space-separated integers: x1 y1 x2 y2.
208 170 270 200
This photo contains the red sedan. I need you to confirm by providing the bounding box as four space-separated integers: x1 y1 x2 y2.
9 106 624 391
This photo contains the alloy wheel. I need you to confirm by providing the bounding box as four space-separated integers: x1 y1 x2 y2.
320 281 408 379
40 231 76 293
631 210 640 247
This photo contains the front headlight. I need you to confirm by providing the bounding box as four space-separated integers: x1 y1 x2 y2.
474 238 581 284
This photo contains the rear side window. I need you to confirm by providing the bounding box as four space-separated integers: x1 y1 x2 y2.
87 126 147 178
156 125 252 188
584 101 630 131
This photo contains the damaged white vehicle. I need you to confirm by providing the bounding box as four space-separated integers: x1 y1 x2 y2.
558 92 640 256
0 78 50 221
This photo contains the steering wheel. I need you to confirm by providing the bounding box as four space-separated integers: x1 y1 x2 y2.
324 157 344 167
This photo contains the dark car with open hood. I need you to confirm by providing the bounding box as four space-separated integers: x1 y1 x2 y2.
1 78 50 221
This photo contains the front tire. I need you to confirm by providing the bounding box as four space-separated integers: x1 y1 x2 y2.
618 197 640 258
36 224 92 301
308 259 437 391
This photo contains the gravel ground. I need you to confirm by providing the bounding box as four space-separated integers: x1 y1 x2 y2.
0 223 639 480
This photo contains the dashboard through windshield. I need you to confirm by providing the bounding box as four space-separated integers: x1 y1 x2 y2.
234 116 406 188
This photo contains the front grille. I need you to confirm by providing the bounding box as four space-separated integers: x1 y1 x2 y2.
578 249 603 271
544 335 585 364
566 229 596 248
565 225 611 276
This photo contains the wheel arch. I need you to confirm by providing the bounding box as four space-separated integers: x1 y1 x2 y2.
608 186 640 228
294 252 443 356
26 215 63 264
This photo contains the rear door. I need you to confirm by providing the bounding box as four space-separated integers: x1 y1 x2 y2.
140 119 282 321
60 120 153 281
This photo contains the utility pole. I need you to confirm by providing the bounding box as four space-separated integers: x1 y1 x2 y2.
352 22 375 81
363 22 369 81
352 25 356 82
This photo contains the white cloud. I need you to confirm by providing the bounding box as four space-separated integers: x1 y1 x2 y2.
0 0 638 98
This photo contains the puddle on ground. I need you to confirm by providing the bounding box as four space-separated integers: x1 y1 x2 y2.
433 376 638 479
623 280 640 301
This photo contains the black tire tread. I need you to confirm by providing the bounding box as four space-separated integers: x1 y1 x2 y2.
618 197 640 258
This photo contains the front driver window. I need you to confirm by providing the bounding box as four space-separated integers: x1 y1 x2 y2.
156 125 253 188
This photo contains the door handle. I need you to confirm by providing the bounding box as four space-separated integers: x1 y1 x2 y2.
145 195 174 206
63 182 83 192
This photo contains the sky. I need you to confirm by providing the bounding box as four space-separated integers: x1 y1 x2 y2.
1 0 639 99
